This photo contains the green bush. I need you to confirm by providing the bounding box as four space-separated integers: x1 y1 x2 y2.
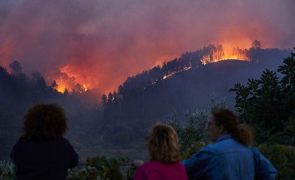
180 141 206 159
169 111 209 151
67 156 132 180
259 144 295 180
67 166 100 180
0 160 14 180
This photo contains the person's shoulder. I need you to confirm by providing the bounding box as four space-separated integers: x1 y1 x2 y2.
10 137 31 157
55 137 74 147
137 161 163 170
139 161 156 168
13 137 29 146
174 161 187 170
136 161 151 173
199 143 218 154
59 137 70 143
207 136 237 151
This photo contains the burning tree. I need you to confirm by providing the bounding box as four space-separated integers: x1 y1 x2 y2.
200 44 249 65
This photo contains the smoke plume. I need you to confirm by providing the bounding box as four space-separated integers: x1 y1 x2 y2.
0 0 294 93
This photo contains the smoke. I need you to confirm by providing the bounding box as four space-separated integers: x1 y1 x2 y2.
0 0 294 93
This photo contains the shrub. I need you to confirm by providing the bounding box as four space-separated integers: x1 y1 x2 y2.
259 144 295 180
0 160 14 180
68 156 131 180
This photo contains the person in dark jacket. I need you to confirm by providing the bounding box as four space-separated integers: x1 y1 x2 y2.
182 108 277 180
10 104 78 180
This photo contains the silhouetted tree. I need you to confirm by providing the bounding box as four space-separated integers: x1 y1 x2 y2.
9 61 22 74
252 40 262 49
231 48 295 144
51 81 58 89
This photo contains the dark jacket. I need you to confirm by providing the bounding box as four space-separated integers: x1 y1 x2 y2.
10 137 78 180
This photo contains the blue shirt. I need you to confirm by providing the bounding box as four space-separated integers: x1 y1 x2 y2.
182 134 277 180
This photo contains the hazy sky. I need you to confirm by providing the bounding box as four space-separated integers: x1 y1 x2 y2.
0 0 294 93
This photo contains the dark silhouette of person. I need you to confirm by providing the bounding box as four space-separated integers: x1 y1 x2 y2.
10 104 78 180
182 108 277 180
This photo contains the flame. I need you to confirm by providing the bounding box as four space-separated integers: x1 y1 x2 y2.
201 45 249 65
53 64 90 93
83 84 88 91
56 83 66 93
161 66 191 80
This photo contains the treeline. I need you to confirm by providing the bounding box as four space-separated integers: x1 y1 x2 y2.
0 42 291 160
231 47 295 145
100 43 290 146
0 62 100 160
1 46 295 180
173 48 295 179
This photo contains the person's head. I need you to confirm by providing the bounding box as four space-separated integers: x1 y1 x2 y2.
147 123 180 163
23 103 68 141
208 108 253 146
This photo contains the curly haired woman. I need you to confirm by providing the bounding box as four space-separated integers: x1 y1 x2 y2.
134 123 187 180
10 104 78 180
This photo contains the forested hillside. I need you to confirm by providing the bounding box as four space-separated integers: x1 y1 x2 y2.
0 62 100 160
0 44 291 160
99 44 290 147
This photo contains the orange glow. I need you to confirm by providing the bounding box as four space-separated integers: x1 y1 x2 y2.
53 43 251 93
161 66 191 81
53 64 91 93
154 54 178 67
201 45 249 65
56 83 66 93
83 84 88 91
0 39 15 71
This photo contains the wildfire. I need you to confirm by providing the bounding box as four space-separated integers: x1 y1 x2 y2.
55 83 66 93
53 65 90 93
201 45 249 65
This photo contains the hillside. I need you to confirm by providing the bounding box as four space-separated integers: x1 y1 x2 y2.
0 44 291 160
99 45 290 147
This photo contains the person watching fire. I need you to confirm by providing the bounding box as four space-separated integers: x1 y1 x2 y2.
182 108 277 179
10 104 78 180
133 123 188 180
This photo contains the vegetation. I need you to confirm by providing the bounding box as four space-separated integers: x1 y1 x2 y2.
0 45 290 160
1 47 295 179
259 144 295 179
169 111 208 152
67 156 130 180
0 161 14 180
175 48 295 179
230 47 295 144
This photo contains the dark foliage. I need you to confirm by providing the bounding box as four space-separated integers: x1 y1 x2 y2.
100 44 289 146
0 62 100 160
231 48 295 144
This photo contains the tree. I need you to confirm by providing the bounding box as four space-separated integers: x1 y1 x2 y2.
231 47 295 144
278 49 295 118
9 61 22 74
252 40 262 49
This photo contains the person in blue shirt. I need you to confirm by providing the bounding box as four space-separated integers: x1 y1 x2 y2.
182 108 277 180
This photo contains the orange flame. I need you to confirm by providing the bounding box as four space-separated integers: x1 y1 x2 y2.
201 45 249 65
54 64 90 93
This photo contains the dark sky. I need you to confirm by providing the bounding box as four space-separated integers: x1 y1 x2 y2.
0 0 294 93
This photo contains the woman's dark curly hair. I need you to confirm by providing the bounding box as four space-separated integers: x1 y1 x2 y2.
23 104 68 140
